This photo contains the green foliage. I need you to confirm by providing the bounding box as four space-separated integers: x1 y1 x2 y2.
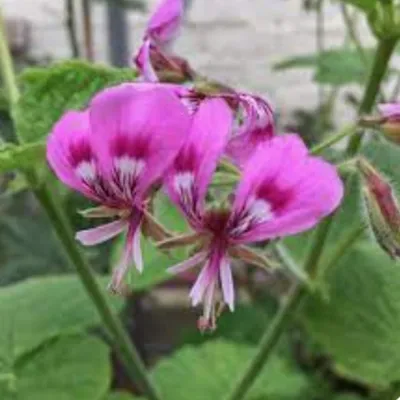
273 48 374 86
105 393 137 400
0 275 123 360
0 142 44 173
150 340 317 400
0 335 111 400
14 60 137 143
340 0 377 12
302 242 400 387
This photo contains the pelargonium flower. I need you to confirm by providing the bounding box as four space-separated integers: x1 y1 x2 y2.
135 0 193 82
377 103 400 144
163 100 343 329
47 84 191 292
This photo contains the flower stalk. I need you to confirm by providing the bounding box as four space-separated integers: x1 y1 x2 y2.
0 7 162 400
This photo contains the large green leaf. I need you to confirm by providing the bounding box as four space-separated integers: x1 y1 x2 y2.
15 60 137 143
0 275 123 360
0 335 111 400
151 340 317 400
302 242 400 387
105 393 137 400
273 48 374 86
0 142 45 173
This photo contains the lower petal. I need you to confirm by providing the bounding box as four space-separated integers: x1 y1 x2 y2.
189 262 213 306
75 219 128 246
168 252 206 275
219 257 235 311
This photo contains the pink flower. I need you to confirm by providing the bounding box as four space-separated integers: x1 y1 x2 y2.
134 0 193 82
378 103 400 121
47 84 191 292
164 100 343 329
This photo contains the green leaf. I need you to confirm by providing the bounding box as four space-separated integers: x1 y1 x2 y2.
0 275 123 360
15 60 137 143
341 0 376 12
302 242 400 387
0 142 45 173
273 48 374 86
151 340 316 400
0 335 111 400
334 395 365 400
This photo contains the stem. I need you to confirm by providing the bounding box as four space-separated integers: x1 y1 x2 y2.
310 124 356 154
225 220 333 400
82 0 94 61
65 0 80 58
346 38 397 156
227 36 397 400
0 9 162 400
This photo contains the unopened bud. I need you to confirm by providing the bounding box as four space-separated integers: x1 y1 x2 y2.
358 157 400 258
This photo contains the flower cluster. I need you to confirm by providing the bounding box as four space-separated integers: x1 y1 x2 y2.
46 0 344 329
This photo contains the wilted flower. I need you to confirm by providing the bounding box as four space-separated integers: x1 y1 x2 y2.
162 98 344 330
358 157 400 259
47 84 191 292
134 0 194 82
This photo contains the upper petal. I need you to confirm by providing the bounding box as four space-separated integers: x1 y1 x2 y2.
165 98 233 224
89 83 191 204
47 110 99 200
134 40 159 83
230 134 344 242
146 0 184 45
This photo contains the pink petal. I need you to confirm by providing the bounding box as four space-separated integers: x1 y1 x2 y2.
219 256 234 311
47 110 96 199
134 39 159 82
168 252 206 274
203 278 217 321
165 98 232 223
89 84 191 202
189 261 213 306
109 214 143 291
132 225 143 272
378 103 400 120
231 134 344 243
147 0 184 45
76 219 128 246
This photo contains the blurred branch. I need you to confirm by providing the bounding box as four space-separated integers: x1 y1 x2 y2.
81 0 94 61
65 0 80 58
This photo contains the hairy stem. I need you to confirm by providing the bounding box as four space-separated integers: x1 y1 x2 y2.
225 37 397 400
0 8 161 400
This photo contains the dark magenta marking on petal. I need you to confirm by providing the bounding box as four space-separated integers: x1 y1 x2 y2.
111 134 150 160
174 144 199 173
256 180 293 214
68 138 94 167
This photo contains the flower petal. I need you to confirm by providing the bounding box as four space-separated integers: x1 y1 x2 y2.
168 252 206 274
165 98 232 224
378 103 400 121
146 0 184 45
89 84 191 203
231 134 344 243
75 219 128 246
134 39 159 82
47 110 97 199
219 256 234 311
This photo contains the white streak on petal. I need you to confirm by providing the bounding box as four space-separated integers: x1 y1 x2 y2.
220 257 235 311
189 262 211 306
248 198 274 222
168 252 206 275
174 172 194 192
203 279 217 321
76 161 96 182
132 226 143 273
76 219 128 246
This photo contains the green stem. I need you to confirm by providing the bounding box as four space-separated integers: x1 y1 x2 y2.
226 37 397 400
310 124 356 154
225 220 333 400
346 38 397 156
0 9 162 400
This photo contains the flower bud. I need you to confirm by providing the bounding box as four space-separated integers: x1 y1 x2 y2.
378 103 400 144
358 157 400 259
